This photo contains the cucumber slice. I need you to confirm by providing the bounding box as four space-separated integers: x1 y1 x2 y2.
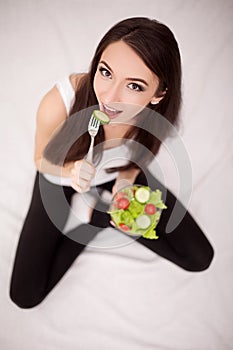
135 187 150 203
136 215 151 229
93 110 110 124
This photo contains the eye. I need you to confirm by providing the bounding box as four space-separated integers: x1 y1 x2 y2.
128 83 144 92
99 66 112 78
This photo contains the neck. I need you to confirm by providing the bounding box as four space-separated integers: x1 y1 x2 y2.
103 123 131 147
103 123 130 134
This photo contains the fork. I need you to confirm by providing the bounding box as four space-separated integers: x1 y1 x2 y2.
86 114 100 163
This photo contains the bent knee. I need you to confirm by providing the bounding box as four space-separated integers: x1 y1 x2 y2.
9 283 45 309
185 244 214 272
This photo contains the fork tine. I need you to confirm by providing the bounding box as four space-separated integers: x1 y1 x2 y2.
89 115 93 126
94 117 99 127
88 114 100 129
93 118 97 128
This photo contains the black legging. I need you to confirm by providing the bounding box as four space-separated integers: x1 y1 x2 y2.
9 170 214 308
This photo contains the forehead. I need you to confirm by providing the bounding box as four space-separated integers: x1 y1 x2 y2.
100 41 157 83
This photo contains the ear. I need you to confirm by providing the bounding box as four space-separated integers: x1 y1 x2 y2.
150 90 167 105
150 96 164 105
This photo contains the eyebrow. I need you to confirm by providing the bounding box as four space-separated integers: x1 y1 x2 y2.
99 60 149 86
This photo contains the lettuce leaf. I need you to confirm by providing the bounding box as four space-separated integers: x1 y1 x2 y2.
128 200 144 218
120 210 134 225
142 224 159 239
109 210 123 226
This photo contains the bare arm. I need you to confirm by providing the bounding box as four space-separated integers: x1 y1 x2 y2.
34 74 81 177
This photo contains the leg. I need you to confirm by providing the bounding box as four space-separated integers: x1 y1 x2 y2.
135 170 214 271
89 170 214 271
10 172 103 308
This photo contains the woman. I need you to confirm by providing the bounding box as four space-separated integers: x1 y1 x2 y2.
9 17 214 309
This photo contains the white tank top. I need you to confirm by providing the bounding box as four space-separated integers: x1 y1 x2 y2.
43 75 130 187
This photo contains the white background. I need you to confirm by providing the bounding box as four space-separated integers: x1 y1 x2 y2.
0 0 233 349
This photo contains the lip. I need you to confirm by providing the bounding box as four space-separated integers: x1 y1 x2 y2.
101 103 123 119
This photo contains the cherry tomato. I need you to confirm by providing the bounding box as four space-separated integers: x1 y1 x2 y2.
117 197 130 210
114 191 126 201
119 223 131 231
145 203 157 215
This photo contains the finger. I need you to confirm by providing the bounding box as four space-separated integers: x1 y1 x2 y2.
115 179 132 193
71 181 90 193
79 171 95 182
110 220 116 227
74 160 96 177
72 175 90 189
72 168 95 184
72 172 93 185
78 177 90 189
81 160 96 175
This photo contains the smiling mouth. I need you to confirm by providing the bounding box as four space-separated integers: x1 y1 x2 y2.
101 103 123 119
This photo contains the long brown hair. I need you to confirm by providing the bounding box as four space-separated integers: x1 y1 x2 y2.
44 17 182 172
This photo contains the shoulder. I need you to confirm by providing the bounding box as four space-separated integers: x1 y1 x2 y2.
36 72 87 127
38 72 86 115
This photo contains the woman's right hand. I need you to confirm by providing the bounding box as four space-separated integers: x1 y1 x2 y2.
70 159 96 193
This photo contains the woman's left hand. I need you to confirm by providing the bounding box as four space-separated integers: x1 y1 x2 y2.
112 168 141 196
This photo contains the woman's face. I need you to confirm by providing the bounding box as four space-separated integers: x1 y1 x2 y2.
93 40 162 123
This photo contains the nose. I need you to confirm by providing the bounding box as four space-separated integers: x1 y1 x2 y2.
102 83 121 104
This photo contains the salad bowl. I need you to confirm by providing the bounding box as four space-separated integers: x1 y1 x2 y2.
108 185 167 239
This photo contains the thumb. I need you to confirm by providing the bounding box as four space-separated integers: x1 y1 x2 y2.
112 179 132 195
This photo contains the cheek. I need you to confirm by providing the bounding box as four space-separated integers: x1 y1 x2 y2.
127 94 151 107
93 75 106 102
124 87 155 106
139 90 157 106
93 73 99 96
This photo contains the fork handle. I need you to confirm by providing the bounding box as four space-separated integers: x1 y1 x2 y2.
86 136 95 163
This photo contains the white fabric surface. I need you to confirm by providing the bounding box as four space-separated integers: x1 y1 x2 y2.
0 1 233 349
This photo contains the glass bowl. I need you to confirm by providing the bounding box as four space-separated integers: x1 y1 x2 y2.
108 185 167 239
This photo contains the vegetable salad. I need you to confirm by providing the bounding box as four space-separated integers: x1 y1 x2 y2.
108 185 167 239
